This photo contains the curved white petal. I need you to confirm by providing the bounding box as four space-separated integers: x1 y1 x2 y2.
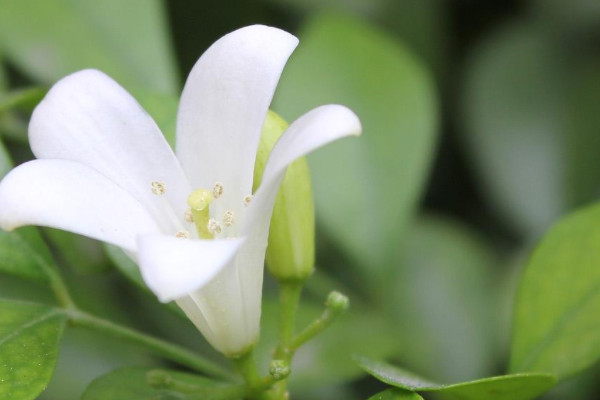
29 69 191 233
0 160 160 252
180 233 266 356
137 234 244 302
244 105 362 234
176 25 298 218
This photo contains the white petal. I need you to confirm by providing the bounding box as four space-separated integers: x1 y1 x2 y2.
137 234 244 302
176 25 298 214
29 69 191 233
0 160 160 252
244 105 362 233
177 233 266 356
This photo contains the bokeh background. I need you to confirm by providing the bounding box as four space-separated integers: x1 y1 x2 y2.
1 0 600 399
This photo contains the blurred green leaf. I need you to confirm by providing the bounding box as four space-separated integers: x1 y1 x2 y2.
563 59 600 208
256 297 397 388
0 0 178 94
0 299 67 400
0 228 50 282
461 23 600 238
368 389 424 400
510 203 600 379
105 244 143 285
136 91 179 147
0 143 59 283
273 14 438 280
0 53 6 90
81 366 227 400
0 137 10 176
530 0 600 34
393 214 501 382
105 244 186 319
461 23 566 237
263 0 388 17
356 356 556 400
0 87 46 113
45 229 109 275
42 328 159 400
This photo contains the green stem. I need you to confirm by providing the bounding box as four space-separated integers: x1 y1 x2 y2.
268 281 303 400
290 292 348 351
68 310 234 380
231 349 263 389
275 281 303 360
34 253 75 309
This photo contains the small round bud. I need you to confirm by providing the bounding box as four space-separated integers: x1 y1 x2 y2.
326 291 349 314
146 369 172 388
269 359 291 380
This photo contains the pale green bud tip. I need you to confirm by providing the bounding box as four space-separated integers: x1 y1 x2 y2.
187 188 215 239
269 360 291 380
326 291 350 313
187 188 213 211
146 369 172 388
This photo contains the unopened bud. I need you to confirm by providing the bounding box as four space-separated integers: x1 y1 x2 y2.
146 369 172 388
254 110 315 281
326 291 349 314
269 359 291 380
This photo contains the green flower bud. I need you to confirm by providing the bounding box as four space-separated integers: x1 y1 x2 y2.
326 291 350 314
254 110 315 281
269 359 291 380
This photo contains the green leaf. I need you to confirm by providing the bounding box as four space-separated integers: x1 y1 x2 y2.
0 87 47 113
0 143 59 282
136 91 179 147
460 23 564 237
0 137 10 177
0 0 178 94
0 299 67 400
0 228 51 282
530 0 600 34
105 244 143 285
273 14 438 279
82 366 232 400
0 51 6 90
461 22 600 237
105 244 186 318
510 203 600 379
393 214 502 382
44 229 110 275
356 356 556 400
368 388 424 400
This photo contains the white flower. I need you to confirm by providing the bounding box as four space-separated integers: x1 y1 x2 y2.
0 25 361 356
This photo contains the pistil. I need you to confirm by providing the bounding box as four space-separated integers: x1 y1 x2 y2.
187 189 214 239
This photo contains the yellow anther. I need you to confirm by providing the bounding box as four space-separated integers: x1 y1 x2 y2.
207 219 222 235
187 189 214 239
184 209 194 223
151 181 166 195
223 210 235 227
243 195 253 206
175 231 190 239
213 182 224 199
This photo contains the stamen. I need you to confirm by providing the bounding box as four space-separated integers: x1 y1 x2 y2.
187 189 214 239
184 209 194 223
213 182 224 199
243 195 253 206
151 181 166 195
223 210 235 227
207 218 222 235
175 231 190 239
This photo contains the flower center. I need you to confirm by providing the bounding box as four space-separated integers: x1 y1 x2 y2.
187 188 214 239
151 180 251 239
